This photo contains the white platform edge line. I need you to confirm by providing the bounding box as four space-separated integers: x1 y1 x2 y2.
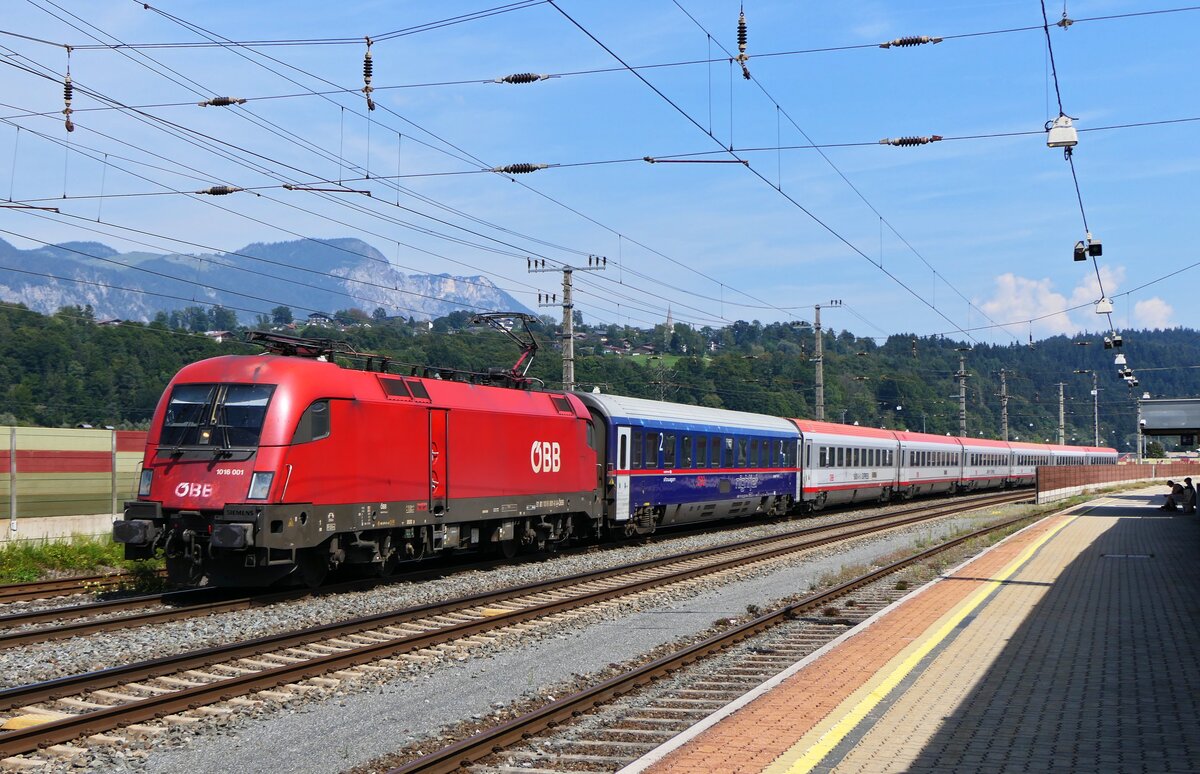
616 503 1089 774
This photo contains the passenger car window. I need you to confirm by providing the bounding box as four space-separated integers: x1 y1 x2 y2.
645 432 660 469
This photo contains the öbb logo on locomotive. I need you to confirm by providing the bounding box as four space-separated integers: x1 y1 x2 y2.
530 440 561 473
174 482 213 498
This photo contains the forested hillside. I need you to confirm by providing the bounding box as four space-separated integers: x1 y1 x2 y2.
1 302 1196 455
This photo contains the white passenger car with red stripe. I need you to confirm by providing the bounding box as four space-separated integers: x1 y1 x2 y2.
959 437 1012 491
791 421 900 510
894 431 963 499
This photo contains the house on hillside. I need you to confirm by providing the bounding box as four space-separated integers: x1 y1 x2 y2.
306 312 334 327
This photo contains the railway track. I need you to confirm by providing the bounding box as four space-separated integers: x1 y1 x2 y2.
0 491 1024 648
0 491 1026 763
0 572 156 605
389 509 1038 774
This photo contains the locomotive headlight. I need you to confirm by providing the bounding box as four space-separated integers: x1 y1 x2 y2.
138 469 153 496
247 472 274 500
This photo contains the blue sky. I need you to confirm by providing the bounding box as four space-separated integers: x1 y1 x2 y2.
1 1 1197 343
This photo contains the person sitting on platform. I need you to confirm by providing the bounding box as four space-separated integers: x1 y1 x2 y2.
1183 477 1196 514
1160 480 1184 511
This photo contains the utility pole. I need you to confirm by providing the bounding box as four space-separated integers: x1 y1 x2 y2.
1056 382 1066 445
998 369 1010 441
1074 369 1099 446
530 256 606 391
1132 396 1142 460
955 348 971 437
814 304 824 421
811 299 842 421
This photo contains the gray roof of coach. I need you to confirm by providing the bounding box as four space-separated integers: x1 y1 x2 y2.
577 392 797 434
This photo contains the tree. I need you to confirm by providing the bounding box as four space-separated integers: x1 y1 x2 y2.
1146 441 1167 459
372 307 388 322
207 306 238 331
271 306 294 325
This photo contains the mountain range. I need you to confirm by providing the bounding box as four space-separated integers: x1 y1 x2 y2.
0 236 530 323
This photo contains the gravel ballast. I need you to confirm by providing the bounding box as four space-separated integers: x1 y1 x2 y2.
109 504 1026 774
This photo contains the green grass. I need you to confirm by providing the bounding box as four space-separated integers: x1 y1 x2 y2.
629 353 684 368
0 535 162 585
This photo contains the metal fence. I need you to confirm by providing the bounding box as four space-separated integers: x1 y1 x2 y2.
2 427 146 540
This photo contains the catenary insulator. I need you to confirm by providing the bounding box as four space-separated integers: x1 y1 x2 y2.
879 35 943 49
196 185 242 195
198 96 247 107
878 135 943 146
737 11 747 52
491 163 549 174
495 73 550 84
362 38 375 111
62 73 74 133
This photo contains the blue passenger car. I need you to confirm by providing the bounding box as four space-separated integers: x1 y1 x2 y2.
575 393 800 535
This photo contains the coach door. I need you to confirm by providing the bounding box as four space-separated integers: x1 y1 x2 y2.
429 409 449 516
614 426 631 520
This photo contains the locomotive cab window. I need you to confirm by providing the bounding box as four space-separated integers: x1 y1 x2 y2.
292 400 331 444
160 383 274 450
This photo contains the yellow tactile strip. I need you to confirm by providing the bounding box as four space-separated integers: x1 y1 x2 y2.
640 512 1078 774
776 514 1110 773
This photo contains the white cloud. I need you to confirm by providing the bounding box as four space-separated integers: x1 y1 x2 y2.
1068 265 1125 310
977 273 1073 336
976 266 1129 338
1134 298 1174 329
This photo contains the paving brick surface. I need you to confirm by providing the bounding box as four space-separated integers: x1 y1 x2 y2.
638 493 1200 774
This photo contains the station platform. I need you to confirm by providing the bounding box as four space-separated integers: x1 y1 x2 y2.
622 492 1200 774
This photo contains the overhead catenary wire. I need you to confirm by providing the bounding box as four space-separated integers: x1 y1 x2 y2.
669 0 1017 345
114 2 802 325
2 0 1171 338
546 1 980 345
7 15 700 328
4 1 1190 343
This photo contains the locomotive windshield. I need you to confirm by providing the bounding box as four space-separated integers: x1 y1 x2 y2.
160 383 275 450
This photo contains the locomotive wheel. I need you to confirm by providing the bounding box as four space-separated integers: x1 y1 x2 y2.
297 547 329 588
498 537 518 559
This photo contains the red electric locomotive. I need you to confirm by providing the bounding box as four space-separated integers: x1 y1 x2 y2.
114 331 602 586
